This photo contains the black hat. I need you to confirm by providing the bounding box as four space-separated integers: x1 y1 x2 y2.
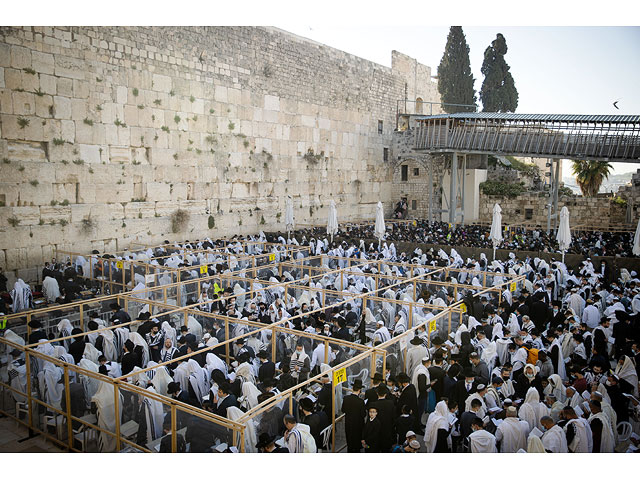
89 311 100 318
371 372 384 383
109 302 121 310
352 379 363 391
299 397 315 412
257 350 268 359
463 368 475 378
396 372 411 384
28 320 42 329
167 382 180 394
235 338 245 345
255 432 277 449
432 336 444 345
10 349 22 357
410 335 423 346
124 339 135 352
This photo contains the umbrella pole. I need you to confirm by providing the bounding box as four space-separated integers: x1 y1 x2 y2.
562 251 565 264
493 247 496 261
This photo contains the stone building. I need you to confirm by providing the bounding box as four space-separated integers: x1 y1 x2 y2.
0 26 443 281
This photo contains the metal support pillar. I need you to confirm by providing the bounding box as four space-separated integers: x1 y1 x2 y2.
460 155 467 225
553 158 560 231
546 158 560 234
448 153 457 227
428 157 434 224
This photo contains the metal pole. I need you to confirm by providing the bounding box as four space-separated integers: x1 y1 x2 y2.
331 382 336 452
64 365 73 450
461 155 467 225
428 156 433 224
553 159 560 231
449 153 457 227
546 158 553 235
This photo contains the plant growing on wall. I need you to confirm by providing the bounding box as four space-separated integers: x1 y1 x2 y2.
17 117 30 129
170 208 190 233
7 216 20 227
208 215 215 229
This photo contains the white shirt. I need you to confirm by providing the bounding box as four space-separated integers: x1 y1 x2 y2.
582 304 600 329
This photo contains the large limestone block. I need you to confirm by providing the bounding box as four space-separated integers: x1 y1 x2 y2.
10 46 31 70
124 201 156 219
146 182 171 201
39 205 72 224
109 146 132 164
152 73 172 93
54 55 85 80
31 51 54 75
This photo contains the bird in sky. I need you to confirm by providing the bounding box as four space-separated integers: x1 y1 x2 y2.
613 99 621 110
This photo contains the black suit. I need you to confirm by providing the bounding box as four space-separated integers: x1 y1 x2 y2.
258 361 276 383
454 379 478 412
212 394 238 418
428 365 446 402
341 393 365 452
301 411 330 450
396 384 418 419
371 397 395 452
460 410 477 439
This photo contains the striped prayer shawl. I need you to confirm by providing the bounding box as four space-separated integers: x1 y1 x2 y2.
286 427 304 453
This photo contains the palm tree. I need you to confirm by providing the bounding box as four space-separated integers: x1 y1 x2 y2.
571 160 613 197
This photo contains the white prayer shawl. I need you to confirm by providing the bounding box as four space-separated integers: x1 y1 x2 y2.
206 353 228 379
10 279 32 313
424 401 449 453
588 411 615 453
465 392 487 418
42 276 61 302
38 363 64 410
565 390 583 410
565 418 592 453
550 339 567 380
549 401 565 423
78 358 100 409
411 364 430 398
497 417 529 453
100 328 117 362
186 316 203 342
469 429 497 453
8 358 27 402
92 382 123 452
83 342 101 365
227 406 257 452
518 388 549 432
4 329 25 347
241 381 261 410
187 359 207 402
57 319 73 350
544 374 566 402
173 362 191 392
141 385 164 444
406 344 428 379
129 332 150 367
615 356 639 396
526 434 546 453
151 366 172 396
541 424 568 453
236 361 256 385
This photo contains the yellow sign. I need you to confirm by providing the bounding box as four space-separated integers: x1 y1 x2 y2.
333 367 347 385
412 220 417 227
460 303 467 313
268 253 275 262
510 282 517 292
116 261 123 269
428 318 437 333
200 265 208 274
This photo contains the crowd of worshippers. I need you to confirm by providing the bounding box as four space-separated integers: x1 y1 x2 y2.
300 220 634 256
3 234 640 453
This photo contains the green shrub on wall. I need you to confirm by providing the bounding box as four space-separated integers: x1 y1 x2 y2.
480 180 526 198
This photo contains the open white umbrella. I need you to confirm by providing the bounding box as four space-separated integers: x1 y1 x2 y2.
285 196 294 240
633 217 640 256
556 206 572 263
375 201 386 248
489 203 503 260
327 199 338 244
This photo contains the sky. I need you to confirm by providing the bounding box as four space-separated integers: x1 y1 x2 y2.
278 25 640 176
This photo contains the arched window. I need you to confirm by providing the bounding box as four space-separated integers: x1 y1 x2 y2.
415 97 423 114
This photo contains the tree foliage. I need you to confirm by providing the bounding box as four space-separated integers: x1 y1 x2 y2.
437 26 477 113
571 160 613 197
480 33 518 112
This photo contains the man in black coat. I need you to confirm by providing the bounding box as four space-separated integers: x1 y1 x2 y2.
27 320 48 345
256 432 289 453
395 372 418 420
210 382 239 418
371 384 396 452
299 397 330 450
68 327 86 364
257 350 275 385
454 368 478 414
428 353 447 402
529 291 550 331
365 372 384 405
341 379 366 452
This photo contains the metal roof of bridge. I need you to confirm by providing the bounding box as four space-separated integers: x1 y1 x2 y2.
415 112 640 124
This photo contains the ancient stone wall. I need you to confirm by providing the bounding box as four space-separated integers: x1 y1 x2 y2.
0 26 441 282
478 193 627 227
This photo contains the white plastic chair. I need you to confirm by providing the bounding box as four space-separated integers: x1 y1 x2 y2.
617 421 632 442
319 424 333 452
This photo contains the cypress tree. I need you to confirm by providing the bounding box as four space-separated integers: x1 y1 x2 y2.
437 26 477 113
480 33 518 112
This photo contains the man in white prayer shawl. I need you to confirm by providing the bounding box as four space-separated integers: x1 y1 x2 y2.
423 400 450 453
373 320 391 343
587 399 616 452
539 416 568 452
464 384 488 418
137 385 165 446
518 387 549 432
7 349 28 402
468 417 497 452
495 406 529 453
561 405 593 453
42 275 61 303
92 382 124 452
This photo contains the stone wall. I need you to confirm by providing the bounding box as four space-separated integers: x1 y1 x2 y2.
478 192 626 227
0 26 441 282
